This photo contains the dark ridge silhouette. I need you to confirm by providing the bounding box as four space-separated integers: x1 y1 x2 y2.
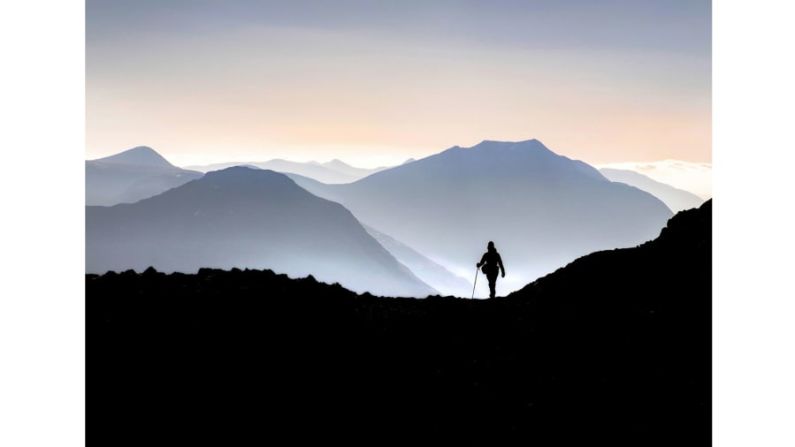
88 201 710 446
86 146 203 206
86 166 434 297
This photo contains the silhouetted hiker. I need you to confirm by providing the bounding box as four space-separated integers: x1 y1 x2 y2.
477 241 505 298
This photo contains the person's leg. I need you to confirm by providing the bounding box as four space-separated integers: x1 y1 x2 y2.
488 275 497 298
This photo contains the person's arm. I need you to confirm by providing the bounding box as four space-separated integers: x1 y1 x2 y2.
498 254 505 277
477 253 487 267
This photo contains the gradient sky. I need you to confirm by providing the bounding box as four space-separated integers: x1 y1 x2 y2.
87 0 711 167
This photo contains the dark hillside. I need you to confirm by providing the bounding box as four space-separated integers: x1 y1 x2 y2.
88 201 711 446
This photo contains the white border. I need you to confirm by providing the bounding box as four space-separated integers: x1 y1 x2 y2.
3 1 795 445
0 1 85 446
714 0 795 445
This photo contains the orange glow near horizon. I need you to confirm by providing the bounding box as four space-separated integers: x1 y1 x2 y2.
87 4 710 169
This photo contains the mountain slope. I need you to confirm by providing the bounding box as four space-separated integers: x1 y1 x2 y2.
86 146 203 206
87 201 710 446
93 145 174 167
292 139 674 292
86 166 434 297
364 225 472 296
600 167 704 212
599 160 712 199
321 159 388 179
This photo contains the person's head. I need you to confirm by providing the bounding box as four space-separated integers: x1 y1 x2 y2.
487 241 495 251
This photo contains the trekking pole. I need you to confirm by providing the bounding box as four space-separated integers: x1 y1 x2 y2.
471 266 479 299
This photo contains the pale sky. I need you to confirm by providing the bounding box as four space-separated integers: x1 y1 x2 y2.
87 0 711 168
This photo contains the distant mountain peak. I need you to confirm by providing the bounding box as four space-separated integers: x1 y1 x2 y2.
433 138 557 161
323 159 352 169
92 146 175 168
206 165 267 176
194 166 310 199
475 138 540 145
472 138 547 150
203 165 296 185
290 138 670 293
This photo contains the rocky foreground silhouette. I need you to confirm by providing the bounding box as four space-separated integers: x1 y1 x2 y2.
88 201 710 446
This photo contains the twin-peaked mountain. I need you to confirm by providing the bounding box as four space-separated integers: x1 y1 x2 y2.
86 167 435 297
290 139 673 292
86 146 202 206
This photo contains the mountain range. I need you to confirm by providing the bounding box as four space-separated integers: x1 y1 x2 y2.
86 141 706 295
86 167 434 297
600 167 704 212
290 139 674 292
185 158 388 184
86 146 202 206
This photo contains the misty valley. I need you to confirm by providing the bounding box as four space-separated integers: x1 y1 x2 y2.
86 139 703 297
